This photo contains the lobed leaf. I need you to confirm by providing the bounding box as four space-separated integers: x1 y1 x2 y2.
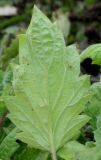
4 5 91 156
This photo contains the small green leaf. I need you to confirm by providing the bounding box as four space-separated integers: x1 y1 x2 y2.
94 116 101 146
52 10 70 38
58 141 101 160
58 144 75 160
14 147 48 160
59 115 101 160
0 37 18 69
85 81 101 129
0 128 19 160
80 44 101 65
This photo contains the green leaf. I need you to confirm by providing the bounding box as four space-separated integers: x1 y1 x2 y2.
0 129 6 144
14 147 48 160
0 70 4 95
94 116 101 147
80 44 101 65
4 5 91 157
52 10 70 38
58 115 101 160
58 143 75 160
0 128 19 160
0 37 18 69
85 81 101 129
0 66 13 117
58 141 99 160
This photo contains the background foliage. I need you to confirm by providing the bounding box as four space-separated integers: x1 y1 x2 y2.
0 0 101 160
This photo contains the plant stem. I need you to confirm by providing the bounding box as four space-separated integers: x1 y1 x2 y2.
49 130 57 160
51 148 57 160
48 118 57 160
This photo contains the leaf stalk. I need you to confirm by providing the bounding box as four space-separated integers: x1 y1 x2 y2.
49 129 57 160
51 149 57 160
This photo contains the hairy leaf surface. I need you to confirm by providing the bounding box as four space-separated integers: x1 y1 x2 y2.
4 6 91 154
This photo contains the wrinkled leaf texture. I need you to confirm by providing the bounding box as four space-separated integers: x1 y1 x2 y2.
4 6 91 154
